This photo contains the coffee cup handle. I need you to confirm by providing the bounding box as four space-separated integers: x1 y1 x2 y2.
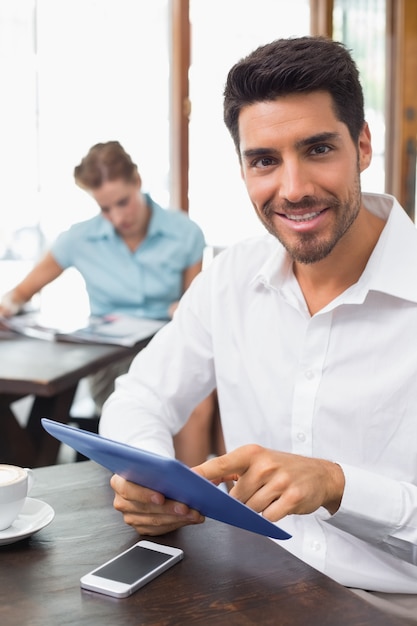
24 468 35 494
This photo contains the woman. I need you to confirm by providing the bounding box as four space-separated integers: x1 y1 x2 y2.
0 141 220 465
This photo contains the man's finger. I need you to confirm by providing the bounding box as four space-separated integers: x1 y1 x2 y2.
110 474 165 505
194 445 258 482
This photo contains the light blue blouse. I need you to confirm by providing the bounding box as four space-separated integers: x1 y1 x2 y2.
51 194 205 319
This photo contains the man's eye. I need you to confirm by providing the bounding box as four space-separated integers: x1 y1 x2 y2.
254 157 275 168
311 145 331 155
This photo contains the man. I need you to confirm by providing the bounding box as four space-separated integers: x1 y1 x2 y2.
100 37 417 620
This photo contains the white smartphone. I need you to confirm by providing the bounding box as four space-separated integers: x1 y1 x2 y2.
80 540 184 598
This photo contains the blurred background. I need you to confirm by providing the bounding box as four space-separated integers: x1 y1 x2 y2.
0 0 415 318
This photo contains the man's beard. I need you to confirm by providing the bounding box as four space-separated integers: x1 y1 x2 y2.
260 177 362 265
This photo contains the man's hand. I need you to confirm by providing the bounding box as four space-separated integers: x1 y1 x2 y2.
194 444 345 521
110 474 205 536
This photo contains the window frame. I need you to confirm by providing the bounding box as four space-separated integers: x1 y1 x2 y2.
170 0 416 219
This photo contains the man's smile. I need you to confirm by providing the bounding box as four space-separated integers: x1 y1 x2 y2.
281 210 326 222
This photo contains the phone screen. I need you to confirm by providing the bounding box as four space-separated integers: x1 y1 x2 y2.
93 546 173 584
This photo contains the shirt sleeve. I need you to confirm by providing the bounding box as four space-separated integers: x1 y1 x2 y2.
99 271 215 456
326 462 417 565
50 227 76 269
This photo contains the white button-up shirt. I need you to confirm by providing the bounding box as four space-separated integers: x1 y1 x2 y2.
101 192 417 592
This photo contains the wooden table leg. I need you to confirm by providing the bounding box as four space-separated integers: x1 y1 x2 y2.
26 385 78 467
0 395 36 466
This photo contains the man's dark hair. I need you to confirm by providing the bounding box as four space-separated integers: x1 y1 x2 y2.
223 36 365 154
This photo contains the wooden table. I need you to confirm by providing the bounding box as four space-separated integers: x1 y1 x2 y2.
0 461 413 626
0 335 151 467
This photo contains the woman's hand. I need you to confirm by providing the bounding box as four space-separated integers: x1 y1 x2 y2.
0 291 22 317
168 301 179 318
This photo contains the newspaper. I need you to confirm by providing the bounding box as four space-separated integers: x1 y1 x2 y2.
0 312 166 347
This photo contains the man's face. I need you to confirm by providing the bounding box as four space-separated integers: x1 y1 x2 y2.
238 91 372 264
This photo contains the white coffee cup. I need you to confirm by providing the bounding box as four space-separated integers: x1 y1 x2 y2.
0 464 34 531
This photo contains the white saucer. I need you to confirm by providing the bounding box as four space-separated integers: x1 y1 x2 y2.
0 497 55 546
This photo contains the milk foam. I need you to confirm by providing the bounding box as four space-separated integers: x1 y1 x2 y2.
0 465 25 486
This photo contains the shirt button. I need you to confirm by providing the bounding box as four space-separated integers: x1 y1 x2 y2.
305 369 314 379
297 432 306 442
311 541 321 551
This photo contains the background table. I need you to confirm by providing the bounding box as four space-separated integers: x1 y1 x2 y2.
0 462 413 626
0 335 151 467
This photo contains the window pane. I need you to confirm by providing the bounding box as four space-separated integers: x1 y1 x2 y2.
333 0 386 193
0 0 38 257
0 0 170 250
0 0 169 316
189 0 310 247
35 0 170 242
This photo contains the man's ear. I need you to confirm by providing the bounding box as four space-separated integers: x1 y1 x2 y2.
358 122 372 173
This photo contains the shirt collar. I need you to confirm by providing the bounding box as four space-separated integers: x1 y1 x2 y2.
361 193 417 302
145 194 169 238
89 214 115 240
254 192 417 304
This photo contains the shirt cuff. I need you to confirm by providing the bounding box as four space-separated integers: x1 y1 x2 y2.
325 462 403 543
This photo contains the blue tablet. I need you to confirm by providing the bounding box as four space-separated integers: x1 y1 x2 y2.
42 418 291 541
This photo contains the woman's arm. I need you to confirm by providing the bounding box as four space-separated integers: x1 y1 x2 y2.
0 252 64 316
168 259 203 318
182 259 203 291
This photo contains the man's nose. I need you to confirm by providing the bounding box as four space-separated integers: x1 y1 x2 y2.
278 160 314 203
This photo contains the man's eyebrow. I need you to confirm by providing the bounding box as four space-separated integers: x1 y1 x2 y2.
241 147 279 160
295 131 341 149
241 132 342 160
